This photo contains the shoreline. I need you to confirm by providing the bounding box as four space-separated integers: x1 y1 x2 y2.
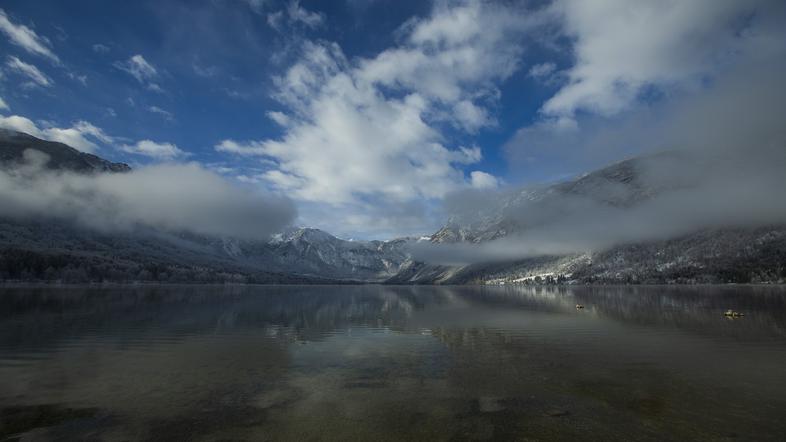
1 281 785 288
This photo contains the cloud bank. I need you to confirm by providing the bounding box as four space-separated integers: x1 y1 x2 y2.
0 150 296 240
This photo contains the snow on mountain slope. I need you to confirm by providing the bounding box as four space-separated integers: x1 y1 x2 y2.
3 129 783 285
233 227 413 281
432 151 690 245
391 151 786 284
0 130 410 283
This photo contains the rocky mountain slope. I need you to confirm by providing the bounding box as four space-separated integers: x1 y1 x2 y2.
389 153 786 285
0 219 410 283
389 226 786 285
429 151 689 245
265 227 412 279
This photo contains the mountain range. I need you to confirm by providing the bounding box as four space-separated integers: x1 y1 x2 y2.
1 129 784 285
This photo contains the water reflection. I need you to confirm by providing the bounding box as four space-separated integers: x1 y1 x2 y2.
0 285 785 441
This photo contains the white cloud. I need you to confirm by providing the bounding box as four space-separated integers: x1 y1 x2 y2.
218 0 534 214
267 1 324 31
452 100 492 133
66 121 112 145
295 198 437 239
357 1 532 106
528 62 556 80
0 113 183 159
421 61 786 264
216 139 267 156
541 0 772 119
266 11 285 31
121 140 185 159
5 56 52 87
236 173 265 184
67 72 88 85
192 63 219 78
0 9 59 62
0 161 295 240
0 96 8 110
243 0 270 13
0 115 39 136
213 166 235 175
0 115 111 153
503 0 786 184
267 111 290 126
147 105 173 120
286 0 324 28
469 171 499 189
120 54 157 82
44 127 103 153
115 54 162 91
92 43 110 54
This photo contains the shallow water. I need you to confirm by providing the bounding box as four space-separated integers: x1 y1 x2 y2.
0 284 785 441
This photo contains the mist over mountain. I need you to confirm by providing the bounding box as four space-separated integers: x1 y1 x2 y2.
395 58 786 284
3 3 786 441
1 0 784 285
0 129 296 241
0 131 412 283
1 127 784 285
393 153 786 285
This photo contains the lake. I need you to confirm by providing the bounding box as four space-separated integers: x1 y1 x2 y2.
1 285 785 441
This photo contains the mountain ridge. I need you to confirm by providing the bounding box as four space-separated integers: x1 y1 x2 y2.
0 130 411 283
391 151 786 284
1 129 784 285
0 128 131 173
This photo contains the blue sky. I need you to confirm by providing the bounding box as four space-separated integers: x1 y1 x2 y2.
1 0 783 239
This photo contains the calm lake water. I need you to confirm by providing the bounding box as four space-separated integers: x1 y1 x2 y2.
1 285 785 441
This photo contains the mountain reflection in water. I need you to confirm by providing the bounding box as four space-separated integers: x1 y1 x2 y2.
1 285 785 441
